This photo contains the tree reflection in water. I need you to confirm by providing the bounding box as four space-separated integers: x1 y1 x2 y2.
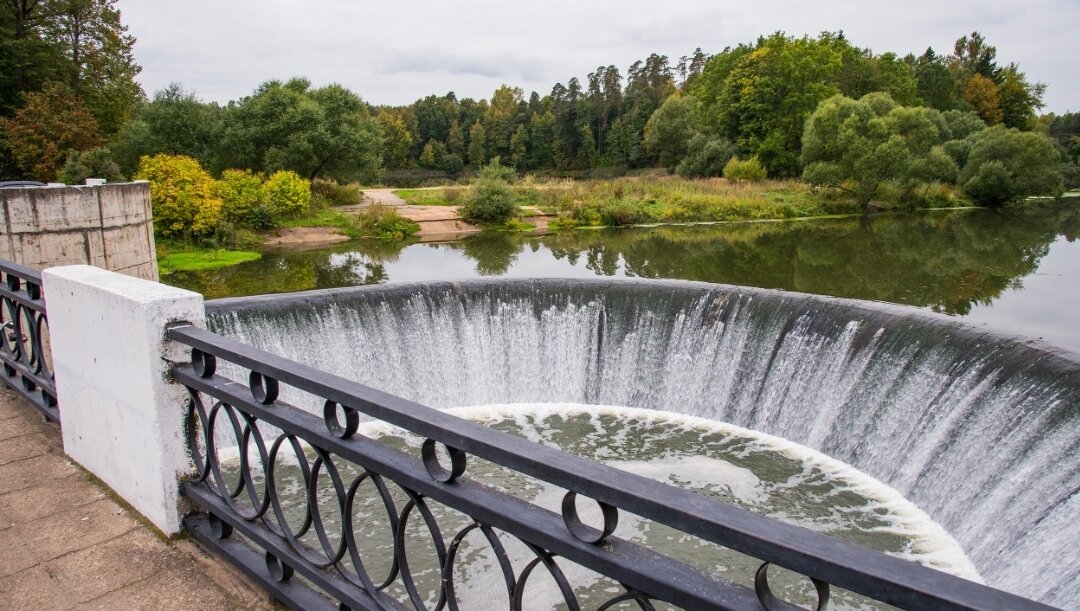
167 205 1080 318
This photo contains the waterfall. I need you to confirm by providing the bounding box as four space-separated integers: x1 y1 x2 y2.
206 278 1080 607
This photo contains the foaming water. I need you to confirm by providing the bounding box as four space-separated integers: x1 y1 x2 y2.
207 279 1080 606
224 402 979 609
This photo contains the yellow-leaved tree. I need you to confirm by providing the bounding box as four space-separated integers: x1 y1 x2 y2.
135 154 222 238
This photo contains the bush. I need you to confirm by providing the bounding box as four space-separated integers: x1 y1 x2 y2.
58 148 123 184
311 178 361 207
357 204 419 240
214 169 264 226
1060 162 1080 190
135 154 222 238
442 186 464 203
675 134 737 178
960 125 1062 206
263 170 311 218
462 178 517 224
723 156 768 182
475 157 517 183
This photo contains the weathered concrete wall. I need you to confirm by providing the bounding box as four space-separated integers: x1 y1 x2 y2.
43 265 204 534
0 182 158 280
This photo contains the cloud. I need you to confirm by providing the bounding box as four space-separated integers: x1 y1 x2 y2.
116 0 1080 112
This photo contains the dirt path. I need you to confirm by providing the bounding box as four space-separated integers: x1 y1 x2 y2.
263 226 351 249
359 188 407 207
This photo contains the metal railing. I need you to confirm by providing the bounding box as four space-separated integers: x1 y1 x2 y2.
0 259 57 422
169 323 1051 611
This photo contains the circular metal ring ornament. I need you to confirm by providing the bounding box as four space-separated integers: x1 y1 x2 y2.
754 562 830 611
207 512 233 539
192 348 216 378
265 551 295 583
249 371 279 404
324 400 359 438
421 439 466 483
561 491 618 544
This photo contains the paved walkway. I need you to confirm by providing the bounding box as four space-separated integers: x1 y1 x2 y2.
0 386 271 610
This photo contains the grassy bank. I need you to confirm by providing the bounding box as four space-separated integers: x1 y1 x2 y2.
158 249 261 274
397 177 868 226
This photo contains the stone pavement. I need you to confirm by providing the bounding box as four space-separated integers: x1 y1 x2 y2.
0 386 273 610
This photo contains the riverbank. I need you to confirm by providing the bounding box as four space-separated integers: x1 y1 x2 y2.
156 181 1078 274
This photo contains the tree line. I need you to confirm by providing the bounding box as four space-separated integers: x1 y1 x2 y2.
2 2 1078 195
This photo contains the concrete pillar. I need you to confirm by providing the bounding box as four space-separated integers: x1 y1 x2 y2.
42 265 204 534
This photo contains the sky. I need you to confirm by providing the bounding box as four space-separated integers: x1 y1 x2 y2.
116 0 1078 114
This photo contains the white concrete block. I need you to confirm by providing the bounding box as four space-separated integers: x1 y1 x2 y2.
43 265 205 534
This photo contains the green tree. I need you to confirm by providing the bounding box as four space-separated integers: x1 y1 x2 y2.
526 110 555 168
109 83 222 175
704 33 845 177
467 120 486 167
418 141 437 168
915 48 958 111
997 64 1044 129
643 93 695 171
802 93 954 205
2 81 104 180
960 125 1061 206
375 109 413 170
509 124 528 170
675 133 736 178
447 119 464 157
44 0 143 135
484 85 523 159
220 79 381 182
57 146 121 183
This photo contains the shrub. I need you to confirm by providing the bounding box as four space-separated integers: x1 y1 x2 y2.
263 170 311 218
135 154 222 238
675 134 737 178
1062 162 1080 191
475 157 517 183
58 148 123 184
960 126 1062 206
462 178 517 224
723 156 768 182
442 186 464 203
357 204 419 240
215 169 264 226
311 178 361 207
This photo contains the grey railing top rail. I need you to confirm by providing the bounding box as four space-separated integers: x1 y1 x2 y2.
0 258 57 422
169 322 1053 610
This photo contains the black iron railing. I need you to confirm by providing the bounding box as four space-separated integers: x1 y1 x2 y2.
0 259 57 422
169 323 1051 611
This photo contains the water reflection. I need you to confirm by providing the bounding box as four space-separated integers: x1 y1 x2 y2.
166 205 1080 349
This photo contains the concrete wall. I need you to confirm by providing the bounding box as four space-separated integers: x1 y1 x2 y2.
1 182 158 281
43 265 203 534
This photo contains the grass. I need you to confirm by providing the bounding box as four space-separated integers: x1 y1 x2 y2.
278 209 363 238
158 249 261 274
393 188 458 206
528 177 861 227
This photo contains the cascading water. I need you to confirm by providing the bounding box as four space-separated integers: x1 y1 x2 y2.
207 278 1080 607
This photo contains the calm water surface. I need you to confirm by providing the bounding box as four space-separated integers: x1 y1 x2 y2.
166 205 1080 353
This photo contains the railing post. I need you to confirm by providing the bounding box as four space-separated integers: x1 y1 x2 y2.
42 264 204 534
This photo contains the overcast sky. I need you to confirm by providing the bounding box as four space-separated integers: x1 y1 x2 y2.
116 0 1077 114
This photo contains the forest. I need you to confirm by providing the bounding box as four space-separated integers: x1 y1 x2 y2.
3 1 1079 245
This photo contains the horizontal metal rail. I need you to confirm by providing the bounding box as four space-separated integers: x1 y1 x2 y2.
169 323 1053 611
0 259 57 422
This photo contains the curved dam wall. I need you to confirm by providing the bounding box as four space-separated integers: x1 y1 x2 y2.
206 279 1080 606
